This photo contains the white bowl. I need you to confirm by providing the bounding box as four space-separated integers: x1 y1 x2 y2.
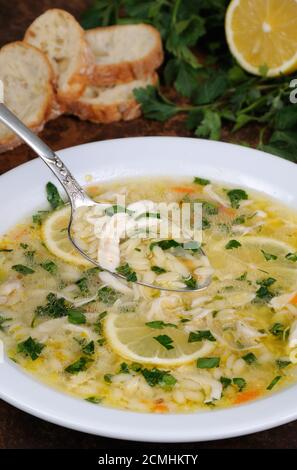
1 137 297 442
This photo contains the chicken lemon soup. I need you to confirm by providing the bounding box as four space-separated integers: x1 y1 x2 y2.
1 177 297 413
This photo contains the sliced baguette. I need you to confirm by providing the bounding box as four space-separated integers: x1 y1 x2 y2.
0 41 58 154
85 24 163 86
24 8 94 103
67 73 157 124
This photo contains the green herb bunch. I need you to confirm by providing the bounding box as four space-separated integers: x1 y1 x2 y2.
81 0 297 161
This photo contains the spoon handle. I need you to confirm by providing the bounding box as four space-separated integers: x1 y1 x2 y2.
0 103 88 207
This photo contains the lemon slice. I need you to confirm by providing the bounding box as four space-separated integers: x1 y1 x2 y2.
105 312 215 366
209 236 297 288
225 0 297 76
42 206 92 267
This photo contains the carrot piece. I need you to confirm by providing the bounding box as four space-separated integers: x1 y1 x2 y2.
153 403 169 413
234 389 261 405
290 294 297 305
171 186 196 194
219 205 236 217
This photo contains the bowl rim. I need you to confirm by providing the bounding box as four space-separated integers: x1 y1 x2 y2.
1 136 297 442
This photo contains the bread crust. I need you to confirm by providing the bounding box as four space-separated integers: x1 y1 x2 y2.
24 8 95 103
86 24 163 86
0 41 59 154
67 73 158 124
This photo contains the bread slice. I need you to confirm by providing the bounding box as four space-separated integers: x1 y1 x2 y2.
24 8 94 103
67 73 157 124
85 24 163 86
0 41 58 154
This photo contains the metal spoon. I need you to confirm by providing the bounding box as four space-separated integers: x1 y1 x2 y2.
0 103 212 292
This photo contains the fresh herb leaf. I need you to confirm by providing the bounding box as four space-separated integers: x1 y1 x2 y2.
183 275 197 289
46 182 64 210
85 396 102 404
12 264 34 275
32 211 49 226
136 212 161 220
227 189 248 209
220 376 232 389
254 277 276 303
267 375 281 390
134 86 180 122
150 239 180 251
119 362 130 374
35 293 69 318
76 277 89 295
98 286 119 305
17 337 45 360
197 357 220 368
104 373 113 383
153 334 174 350
233 377 246 391
276 359 291 369
41 261 58 275
0 248 13 252
145 320 177 329
225 239 241 250
188 330 216 342
141 368 177 390
269 323 285 337
194 176 210 186
151 265 167 274
285 252 297 262
242 352 257 364
104 205 133 216
261 250 277 261
65 357 92 374
67 309 86 325
195 110 221 140
82 340 95 355
116 263 137 282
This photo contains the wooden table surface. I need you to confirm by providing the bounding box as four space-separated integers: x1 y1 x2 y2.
0 0 296 449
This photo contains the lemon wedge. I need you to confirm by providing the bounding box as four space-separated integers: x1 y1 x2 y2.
225 0 297 76
42 206 92 267
209 236 297 288
104 312 215 367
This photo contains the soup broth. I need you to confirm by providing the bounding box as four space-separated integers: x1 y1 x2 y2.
1 177 297 413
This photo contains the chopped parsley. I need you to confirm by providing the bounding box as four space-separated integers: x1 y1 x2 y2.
285 252 297 262
269 323 285 338
276 359 291 369
65 357 92 374
232 215 246 225
197 357 220 368
225 239 241 250
32 210 49 226
116 263 137 282
151 265 167 274
227 189 248 209
119 362 130 374
202 201 218 215
220 376 232 389
153 334 174 350
145 320 177 329
104 374 113 383
141 368 177 390
67 309 86 325
17 337 45 361
12 264 35 275
183 275 198 289
75 277 89 295
267 375 281 390
0 315 12 331
188 330 216 343
85 396 102 404
82 340 95 355
232 377 246 391
40 261 58 275
35 293 69 318
254 277 276 303
98 286 119 304
104 205 133 217
136 212 161 219
46 182 64 210
0 248 13 252
261 250 277 261
150 239 180 251
194 176 210 186
242 352 257 364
